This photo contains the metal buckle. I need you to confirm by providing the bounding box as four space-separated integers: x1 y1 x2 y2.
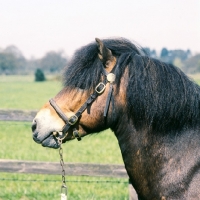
95 82 106 94
73 129 82 141
68 115 78 125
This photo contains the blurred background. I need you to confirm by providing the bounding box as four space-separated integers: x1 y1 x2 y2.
0 0 200 199
0 0 200 76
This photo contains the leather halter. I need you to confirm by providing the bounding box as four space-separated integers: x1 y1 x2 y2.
49 69 116 143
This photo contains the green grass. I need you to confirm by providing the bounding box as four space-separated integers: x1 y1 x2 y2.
2 74 200 199
0 122 123 164
0 173 128 200
0 123 126 200
0 76 127 199
0 75 61 110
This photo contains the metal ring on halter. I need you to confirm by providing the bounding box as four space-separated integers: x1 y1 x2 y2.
73 129 81 141
53 131 69 144
95 82 106 94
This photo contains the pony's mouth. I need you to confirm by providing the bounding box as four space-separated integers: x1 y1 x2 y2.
33 131 60 149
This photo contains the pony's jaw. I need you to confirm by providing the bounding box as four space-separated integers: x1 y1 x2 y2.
32 87 110 148
32 108 64 148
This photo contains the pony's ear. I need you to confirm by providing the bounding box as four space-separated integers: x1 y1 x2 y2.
95 38 115 67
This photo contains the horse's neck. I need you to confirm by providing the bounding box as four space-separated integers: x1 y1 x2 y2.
113 122 200 199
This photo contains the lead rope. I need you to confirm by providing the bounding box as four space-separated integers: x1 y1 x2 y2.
58 140 67 200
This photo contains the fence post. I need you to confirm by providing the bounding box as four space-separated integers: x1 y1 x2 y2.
129 179 138 200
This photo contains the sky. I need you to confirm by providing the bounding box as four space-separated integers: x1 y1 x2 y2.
0 0 200 59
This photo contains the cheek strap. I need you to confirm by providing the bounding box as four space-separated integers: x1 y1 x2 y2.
104 83 113 117
49 71 116 142
49 80 107 142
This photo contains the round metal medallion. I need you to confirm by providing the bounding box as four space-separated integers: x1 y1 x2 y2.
107 73 116 83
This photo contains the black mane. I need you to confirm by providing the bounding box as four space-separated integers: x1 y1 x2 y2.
126 55 200 131
63 38 200 132
63 38 143 91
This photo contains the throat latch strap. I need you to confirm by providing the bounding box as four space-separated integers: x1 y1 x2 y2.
104 72 116 118
104 84 113 117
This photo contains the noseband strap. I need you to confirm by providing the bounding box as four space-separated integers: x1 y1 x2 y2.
49 99 69 123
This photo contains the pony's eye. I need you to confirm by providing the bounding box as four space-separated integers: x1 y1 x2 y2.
106 61 110 67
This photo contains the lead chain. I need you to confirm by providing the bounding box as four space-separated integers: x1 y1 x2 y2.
59 143 67 200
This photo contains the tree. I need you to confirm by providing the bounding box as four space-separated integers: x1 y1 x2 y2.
0 45 27 75
143 48 157 58
39 51 67 74
182 54 200 74
173 57 183 69
35 68 46 82
160 48 169 58
0 52 16 74
4 45 24 58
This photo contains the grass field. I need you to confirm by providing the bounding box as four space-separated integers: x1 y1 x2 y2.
0 75 127 200
2 73 199 199
0 75 62 110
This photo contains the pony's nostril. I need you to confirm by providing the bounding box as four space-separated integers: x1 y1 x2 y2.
32 119 37 132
